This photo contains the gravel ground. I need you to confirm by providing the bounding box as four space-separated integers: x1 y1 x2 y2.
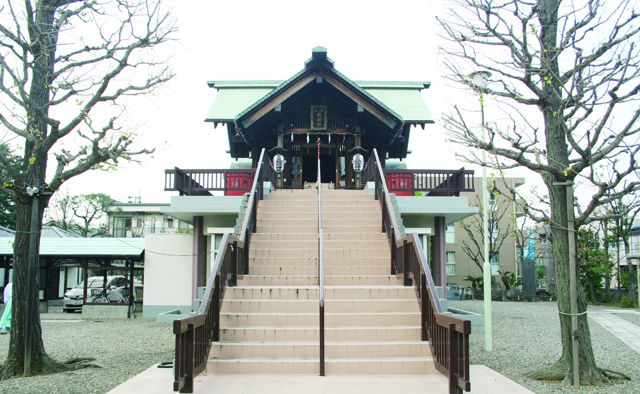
0 314 173 394
449 300 640 394
1 304 638 394
612 312 640 327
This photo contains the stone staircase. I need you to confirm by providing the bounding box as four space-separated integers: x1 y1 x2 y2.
208 187 434 374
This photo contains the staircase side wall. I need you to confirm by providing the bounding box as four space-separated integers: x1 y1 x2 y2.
143 233 194 318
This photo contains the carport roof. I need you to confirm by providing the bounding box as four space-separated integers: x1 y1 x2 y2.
0 237 145 259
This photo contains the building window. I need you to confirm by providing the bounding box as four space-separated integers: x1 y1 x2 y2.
136 218 143 228
445 225 455 244
446 251 456 276
166 218 174 229
113 217 132 237
490 252 500 275
489 219 499 241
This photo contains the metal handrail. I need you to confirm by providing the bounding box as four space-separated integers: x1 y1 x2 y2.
317 139 325 376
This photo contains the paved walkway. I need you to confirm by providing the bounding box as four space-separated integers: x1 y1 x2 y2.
108 364 534 394
589 309 640 354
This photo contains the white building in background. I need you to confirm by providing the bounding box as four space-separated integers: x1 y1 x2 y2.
107 202 191 237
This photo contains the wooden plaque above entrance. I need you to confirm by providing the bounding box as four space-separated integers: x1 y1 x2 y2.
310 105 327 130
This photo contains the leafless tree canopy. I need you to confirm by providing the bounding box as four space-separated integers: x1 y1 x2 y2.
439 0 640 226
0 0 175 377
0 0 176 193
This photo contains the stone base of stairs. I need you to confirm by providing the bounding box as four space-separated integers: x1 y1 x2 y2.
108 364 535 394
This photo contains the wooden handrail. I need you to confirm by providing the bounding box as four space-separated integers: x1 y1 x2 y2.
371 149 405 248
172 148 273 393
236 149 267 248
364 149 471 393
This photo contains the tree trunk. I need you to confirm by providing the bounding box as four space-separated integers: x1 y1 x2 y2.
3 196 49 377
623 239 637 308
544 178 603 384
534 0 605 384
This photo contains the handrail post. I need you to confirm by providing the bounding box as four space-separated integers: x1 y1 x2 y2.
230 241 238 287
403 240 411 286
448 323 458 394
184 323 194 393
317 138 325 377
421 273 428 341
212 274 221 342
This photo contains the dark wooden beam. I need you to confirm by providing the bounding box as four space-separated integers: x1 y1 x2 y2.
323 74 398 129
241 73 317 128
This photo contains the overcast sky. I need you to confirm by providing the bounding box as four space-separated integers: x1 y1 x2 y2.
56 0 523 204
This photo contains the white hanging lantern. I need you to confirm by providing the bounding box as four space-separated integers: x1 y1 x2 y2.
352 153 364 173
273 154 286 173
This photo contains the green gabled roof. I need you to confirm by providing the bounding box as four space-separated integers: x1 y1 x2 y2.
205 88 273 123
366 89 433 123
205 83 434 124
205 48 434 125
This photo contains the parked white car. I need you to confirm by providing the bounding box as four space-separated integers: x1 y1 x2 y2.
62 275 127 312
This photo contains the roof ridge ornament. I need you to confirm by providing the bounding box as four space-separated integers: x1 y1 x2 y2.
306 46 333 68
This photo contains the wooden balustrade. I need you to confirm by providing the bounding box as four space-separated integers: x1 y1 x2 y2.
165 168 255 196
364 149 471 394
172 149 274 393
383 169 475 196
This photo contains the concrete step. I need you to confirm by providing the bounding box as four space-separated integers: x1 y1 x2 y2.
220 299 419 313
254 225 385 233
257 211 380 220
250 233 318 241
220 326 421 342
250 239 388 250
210 341 431 359
248 257 389 267
250 248 389 259
239 275 401 286
250 232 387 241
256 218 381 227
249 265 391 276
207 356 435 374
220 312 420 327
224 286 416 300
259 201 379 209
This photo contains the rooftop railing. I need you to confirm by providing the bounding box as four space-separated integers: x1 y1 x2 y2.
383 169 475 196
165 166 474 196
164 168 255 196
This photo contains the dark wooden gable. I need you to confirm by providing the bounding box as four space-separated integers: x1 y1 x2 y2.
229 47 409 159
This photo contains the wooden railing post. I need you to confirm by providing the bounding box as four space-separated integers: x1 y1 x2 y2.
211 274 221 342
421 273 428 341
230 241 238 287
449 323 458 394
403 241 411 286
184 323 194 393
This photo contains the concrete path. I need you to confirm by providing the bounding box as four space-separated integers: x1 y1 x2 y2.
589 309 640 354
108 364 533 394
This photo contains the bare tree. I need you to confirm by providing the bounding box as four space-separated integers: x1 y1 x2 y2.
460 193 511 274
0 0 175 377
48 192 114 237
438 0 638 384
603 195 640 304
47 192 74 232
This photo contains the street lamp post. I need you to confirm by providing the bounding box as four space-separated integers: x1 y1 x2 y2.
469 70 493 352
